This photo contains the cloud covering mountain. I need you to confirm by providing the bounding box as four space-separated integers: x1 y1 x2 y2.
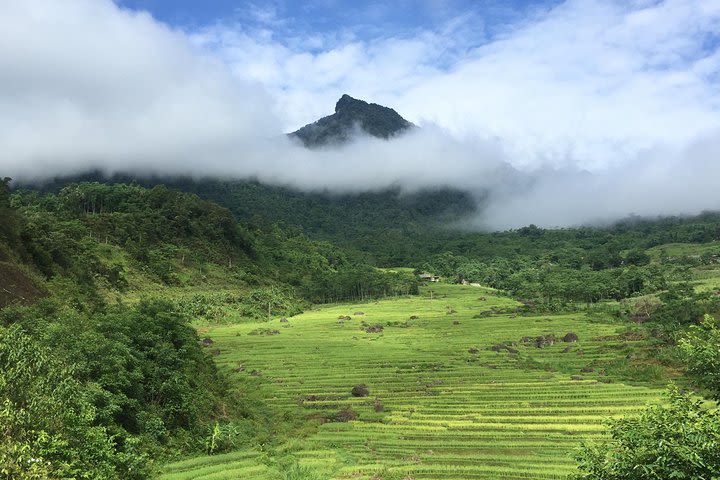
1 0 720 229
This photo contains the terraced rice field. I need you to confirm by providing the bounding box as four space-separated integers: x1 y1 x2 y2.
160 284 665 479
159 450 273 480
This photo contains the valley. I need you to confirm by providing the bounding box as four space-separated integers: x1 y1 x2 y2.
159 283 677 480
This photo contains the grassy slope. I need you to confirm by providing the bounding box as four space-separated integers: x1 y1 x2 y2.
66 240 253 317
645 241 720 292
160 283 674 480
646 242 720 260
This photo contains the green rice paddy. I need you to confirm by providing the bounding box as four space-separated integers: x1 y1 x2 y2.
160 284 667 479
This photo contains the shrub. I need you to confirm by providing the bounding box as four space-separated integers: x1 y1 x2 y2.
351 384 370 397
573 387 720 480
0 325 128 479
679 314 720 399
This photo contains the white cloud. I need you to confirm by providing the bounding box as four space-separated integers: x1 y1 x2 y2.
480 134 720 229
1 0 720 230
0 0 280 179
200 0 720 169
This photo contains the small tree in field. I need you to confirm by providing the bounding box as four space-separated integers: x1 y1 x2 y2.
573 387 720 480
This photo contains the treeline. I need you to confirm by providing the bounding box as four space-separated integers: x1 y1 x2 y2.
26 172 476 265
126 177 720 265
420 250 674 306
6 178 719 314
26 173 720 267
9 182 254 284
5 182 418 307
132 180 720 266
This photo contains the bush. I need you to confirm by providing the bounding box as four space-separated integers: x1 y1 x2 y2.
205 421 250 455
679 314 720 399
573 386 720 480
351 384 370 397
335 407 358 422
0 325 130 479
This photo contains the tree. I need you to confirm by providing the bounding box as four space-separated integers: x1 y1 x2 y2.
0 177 21 249
679 314 720 399
624 248 651 266
0 177 10 207
0 325 122 479
241 286 304 319
573 387 720 480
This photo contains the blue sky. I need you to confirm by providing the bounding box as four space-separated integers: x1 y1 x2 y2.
112 1 720 140
116 0 559 43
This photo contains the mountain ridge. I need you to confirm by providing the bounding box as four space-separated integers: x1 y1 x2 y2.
289 94 415 147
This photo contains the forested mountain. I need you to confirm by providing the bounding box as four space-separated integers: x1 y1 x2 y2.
20 95 473 264
29 172 477 265
24 171 720 266
4 181 419 307
24 95 720 269
8 177 720 312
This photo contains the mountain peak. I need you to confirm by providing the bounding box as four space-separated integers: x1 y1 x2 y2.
335 94 364 113
290 95 414 147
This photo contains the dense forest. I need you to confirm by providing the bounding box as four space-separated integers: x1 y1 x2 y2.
29 172 477 265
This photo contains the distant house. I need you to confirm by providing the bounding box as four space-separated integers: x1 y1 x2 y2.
418 273 440 283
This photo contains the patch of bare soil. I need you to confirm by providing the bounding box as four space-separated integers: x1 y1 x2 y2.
0 262 46 308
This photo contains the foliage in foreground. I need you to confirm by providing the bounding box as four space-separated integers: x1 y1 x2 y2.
573 387 720 480
0 325 122 479
0 300 231 479
680 314 720 400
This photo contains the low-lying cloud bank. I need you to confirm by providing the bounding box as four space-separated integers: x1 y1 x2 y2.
1 0 720 230
479 134 720 229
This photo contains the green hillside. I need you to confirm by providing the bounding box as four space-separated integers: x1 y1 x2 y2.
30 173 477 265
2 179 720 479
